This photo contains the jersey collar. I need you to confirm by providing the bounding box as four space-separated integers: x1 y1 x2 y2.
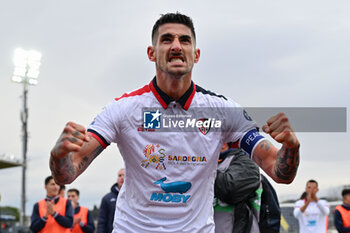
149 76 196 110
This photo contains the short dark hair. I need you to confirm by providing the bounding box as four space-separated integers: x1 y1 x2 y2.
342 189 350 197
152 12 196 45
67 188 80 196
59 185 66 192
45 176 54 185
307 179 318 187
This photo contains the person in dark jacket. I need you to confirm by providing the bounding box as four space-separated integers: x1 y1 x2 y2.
334 188 350 233
97 168 124 233
30 175 73 233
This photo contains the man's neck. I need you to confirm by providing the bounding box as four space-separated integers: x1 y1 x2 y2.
72 202 79 209
46 195 59 201
155 73 192 100
343 202 350 207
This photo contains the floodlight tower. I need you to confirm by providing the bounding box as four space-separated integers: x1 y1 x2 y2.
11 48 42 226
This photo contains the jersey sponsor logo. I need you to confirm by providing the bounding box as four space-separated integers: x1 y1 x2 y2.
167 155 207 163
307 220 317 227
150 177 191 203
154 177 192 193
141 144 207 169
141 144 166 170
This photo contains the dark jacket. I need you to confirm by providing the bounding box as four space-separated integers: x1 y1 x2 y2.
215 149 260 205
97 183 119 233
214 148 260 233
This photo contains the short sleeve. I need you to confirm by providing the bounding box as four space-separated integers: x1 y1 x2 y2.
88 100 123 146
221 99 264 157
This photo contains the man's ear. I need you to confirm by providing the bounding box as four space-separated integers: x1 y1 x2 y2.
194 48 200 63
147 46 156 62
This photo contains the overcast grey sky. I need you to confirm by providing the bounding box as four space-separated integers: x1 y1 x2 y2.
1 0 349 215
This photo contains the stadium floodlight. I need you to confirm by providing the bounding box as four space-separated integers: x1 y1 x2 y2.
11 48 42 86
11 47 42 226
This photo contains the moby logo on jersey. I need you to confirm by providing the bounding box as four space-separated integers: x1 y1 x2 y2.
150 177 192 203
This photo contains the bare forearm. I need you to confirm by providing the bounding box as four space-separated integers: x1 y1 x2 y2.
300 201 309 213
50 123 104 184
274 144 300 184
50 153 77 184
259 112 300 184
50 144 103 184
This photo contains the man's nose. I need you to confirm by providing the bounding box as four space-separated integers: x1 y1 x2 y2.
171 38 182 52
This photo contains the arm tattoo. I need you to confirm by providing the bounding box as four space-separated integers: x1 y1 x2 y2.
259 140 272 152
50 144 104 184
76 146 104 173
74 131 81 136
275 145 300 182
50 153 76 184
257 140 272 166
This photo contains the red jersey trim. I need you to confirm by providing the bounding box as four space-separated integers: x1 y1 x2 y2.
89 132 107 149
115 84 151 101
149 80 168 109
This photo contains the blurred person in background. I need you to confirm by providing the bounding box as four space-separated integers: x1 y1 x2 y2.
97 168 124 233
67 188 95 233
30 176 73 233
293 179 330 233
334 188 350 233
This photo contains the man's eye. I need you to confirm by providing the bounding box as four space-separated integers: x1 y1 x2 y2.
162 38 171 42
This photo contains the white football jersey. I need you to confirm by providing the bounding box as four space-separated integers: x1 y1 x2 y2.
88 78 264 233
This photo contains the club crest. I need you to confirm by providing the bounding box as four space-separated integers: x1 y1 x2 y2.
197 118 211 135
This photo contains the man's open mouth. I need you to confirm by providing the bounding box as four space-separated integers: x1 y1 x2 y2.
169 55 184 63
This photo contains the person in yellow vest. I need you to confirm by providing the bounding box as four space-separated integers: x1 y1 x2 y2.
334 188 350 233
30 175 73 233
67 188 95 233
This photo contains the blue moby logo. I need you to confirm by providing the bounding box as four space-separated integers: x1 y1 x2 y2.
154 177 191 193
150 177 192 203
